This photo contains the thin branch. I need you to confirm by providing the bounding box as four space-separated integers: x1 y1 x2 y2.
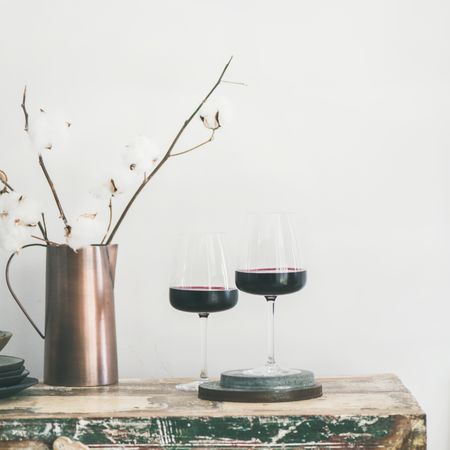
0 180 14 194
41 213 48 239
31 235 60 246
37 222 47 241
222 80 247 86
38 155 71 237
105 56 233 244
21 86 29 132
169 130 215 158
101 197 113 245
0 170 14 193
21 87 72 238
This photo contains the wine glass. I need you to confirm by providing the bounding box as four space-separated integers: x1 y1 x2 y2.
170 232 238 391
236 213 306 377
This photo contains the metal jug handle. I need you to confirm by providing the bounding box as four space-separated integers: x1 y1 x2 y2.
5 243 47 339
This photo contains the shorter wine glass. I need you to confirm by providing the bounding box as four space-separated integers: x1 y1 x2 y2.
170 232 238 391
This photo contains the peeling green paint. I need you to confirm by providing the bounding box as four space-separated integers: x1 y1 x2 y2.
0 415 398 447
0 376 426 448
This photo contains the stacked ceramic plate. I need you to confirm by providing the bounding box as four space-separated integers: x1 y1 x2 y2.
0 331 38 399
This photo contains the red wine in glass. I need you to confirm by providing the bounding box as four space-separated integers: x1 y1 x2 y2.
235 268 306 296
170 286 238 313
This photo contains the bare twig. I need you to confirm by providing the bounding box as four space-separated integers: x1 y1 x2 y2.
31 235 59 246
21 86 29 132
169 130 215 158
105 56 233 244
222 80 247 86
0 170 14 193
37 223 47 241
41 213 48 239
100 197 113 245
38 155 71 237
0 180 14 194
21 87 72 237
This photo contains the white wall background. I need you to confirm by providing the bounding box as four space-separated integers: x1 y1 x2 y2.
0 0 449 447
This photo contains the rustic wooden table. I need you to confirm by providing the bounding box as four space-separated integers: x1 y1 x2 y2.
0 374 425 449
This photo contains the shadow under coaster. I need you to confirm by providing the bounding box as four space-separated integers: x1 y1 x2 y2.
198 369 323 402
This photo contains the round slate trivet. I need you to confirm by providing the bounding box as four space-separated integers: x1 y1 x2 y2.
198 381 323 402
220 369 315 390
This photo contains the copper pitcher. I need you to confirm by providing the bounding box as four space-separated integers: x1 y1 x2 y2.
6 244 119 387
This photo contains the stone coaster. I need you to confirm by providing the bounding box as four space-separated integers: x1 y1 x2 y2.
220 369 315 390
198 381 323 402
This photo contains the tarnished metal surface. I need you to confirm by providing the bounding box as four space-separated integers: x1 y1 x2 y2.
0 375 426 448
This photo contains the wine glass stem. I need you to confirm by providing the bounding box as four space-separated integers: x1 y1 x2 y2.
265 296 277 367
199 313 209 380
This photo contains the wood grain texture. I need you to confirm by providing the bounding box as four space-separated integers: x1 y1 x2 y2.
0 374 426 449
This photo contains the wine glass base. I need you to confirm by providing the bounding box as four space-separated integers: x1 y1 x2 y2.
176 379 209 392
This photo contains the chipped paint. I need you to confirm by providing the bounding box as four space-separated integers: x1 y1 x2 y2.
0 375 426 449
0 415 419 447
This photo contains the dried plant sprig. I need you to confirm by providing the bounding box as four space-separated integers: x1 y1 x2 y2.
38 155 71 237
31 234 59 246
0 170 14 193
40 213 48 241
21 86 29 132
221 80 248 86
100 197 113 245
105 56 233 244
21 88 72 238
170 129 216 158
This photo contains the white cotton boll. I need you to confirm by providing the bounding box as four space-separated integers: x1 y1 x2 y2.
67 214 105 251
123 136 161 175
68 196 102 222
89 181 113 201
14 195 40 226
199 97 233 129
0 218 32 253
0 192 40 226
110 169 136 195
0 193 17 217
90 168 136 201
28 109 71 154
28 112 52 152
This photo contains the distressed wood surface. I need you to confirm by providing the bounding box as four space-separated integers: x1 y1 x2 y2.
0 374 426 449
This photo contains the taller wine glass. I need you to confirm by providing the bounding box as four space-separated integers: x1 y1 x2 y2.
170 232 238 391
236 213 306 376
